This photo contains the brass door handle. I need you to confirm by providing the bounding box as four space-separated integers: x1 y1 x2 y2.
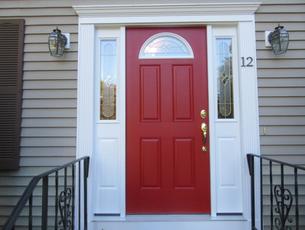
201 123 207 144
201 123 208 151
200 109 207 119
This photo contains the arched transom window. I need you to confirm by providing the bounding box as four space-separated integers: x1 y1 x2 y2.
139 32 194 59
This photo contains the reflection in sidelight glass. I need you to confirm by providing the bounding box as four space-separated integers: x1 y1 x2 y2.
216 38 234 119
100 40 117 120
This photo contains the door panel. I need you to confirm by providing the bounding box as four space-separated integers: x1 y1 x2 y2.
140 65 161 121
140 138 161 187
173 65 193 120
126 27 210 214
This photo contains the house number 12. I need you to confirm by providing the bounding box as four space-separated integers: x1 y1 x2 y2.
241 57 254 67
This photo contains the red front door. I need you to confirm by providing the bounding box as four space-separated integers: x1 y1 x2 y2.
126 27 210 214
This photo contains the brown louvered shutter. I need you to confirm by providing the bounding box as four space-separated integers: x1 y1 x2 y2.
0 20 24 170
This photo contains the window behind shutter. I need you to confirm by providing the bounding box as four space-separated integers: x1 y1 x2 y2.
0 20 24 170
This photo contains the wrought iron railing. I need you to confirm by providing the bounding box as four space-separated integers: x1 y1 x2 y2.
3 156 89 230
247 154 305 230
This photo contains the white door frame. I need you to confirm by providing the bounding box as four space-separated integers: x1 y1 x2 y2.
74 2 261 226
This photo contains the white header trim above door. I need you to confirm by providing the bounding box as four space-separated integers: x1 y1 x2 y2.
73 3 261 17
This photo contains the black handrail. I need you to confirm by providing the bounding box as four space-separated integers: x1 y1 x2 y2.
3 156 90 230
247 153 304 230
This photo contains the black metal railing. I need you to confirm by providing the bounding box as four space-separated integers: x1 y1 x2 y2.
247 153 305 230
3 156 89 230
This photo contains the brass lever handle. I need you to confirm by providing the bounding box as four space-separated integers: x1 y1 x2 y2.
201 123 208 151
201 123 207 144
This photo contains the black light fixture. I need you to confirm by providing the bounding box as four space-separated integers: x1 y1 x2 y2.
48 27 67 57
268 25 289 55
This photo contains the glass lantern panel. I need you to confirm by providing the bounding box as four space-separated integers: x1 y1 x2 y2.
139 33 193 58
49 38 57 55
216 38 234 119
279 33 289 53
100 40 117 120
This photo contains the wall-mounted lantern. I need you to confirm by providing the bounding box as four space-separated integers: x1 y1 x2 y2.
48 28 70 57
265 25 289 55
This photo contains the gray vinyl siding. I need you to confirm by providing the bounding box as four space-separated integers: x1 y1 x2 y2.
256 2 305 162
0 1 78 227
256 2 305 228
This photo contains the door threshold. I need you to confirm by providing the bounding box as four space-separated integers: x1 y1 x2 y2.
125 214 246 222
92 213 246 222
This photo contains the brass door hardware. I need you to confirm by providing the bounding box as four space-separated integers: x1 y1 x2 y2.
200 109 207 119
201 122 208 152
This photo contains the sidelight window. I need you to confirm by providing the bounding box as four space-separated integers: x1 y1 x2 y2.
216 38 234 119
100 40 117 120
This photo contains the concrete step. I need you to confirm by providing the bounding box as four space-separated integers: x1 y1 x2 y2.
90 215 251 230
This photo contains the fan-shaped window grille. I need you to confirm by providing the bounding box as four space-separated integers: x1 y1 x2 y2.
139 32 194 59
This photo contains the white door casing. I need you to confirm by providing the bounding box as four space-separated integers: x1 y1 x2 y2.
74 2 261 224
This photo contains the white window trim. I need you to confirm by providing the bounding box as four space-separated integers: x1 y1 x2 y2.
74 2 261 227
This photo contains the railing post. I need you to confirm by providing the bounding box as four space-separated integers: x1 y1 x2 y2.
64 167 67 230
269 161 273 230
78 161 81 229
83 157 89 230
294 168 299 230
260 158 263 230
41 176 49 230
55 171 58 230
28 193 33 230
72 165 75 230
247 154 257 230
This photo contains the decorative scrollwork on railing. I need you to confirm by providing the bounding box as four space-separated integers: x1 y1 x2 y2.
274 185 293 230
58 187 72 230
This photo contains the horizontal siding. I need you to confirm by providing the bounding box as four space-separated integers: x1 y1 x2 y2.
259 107 305 116
0 1 74 8
22 99 76 108
258 69 305 78
260 126 305 135
0 2 78 228
255 13 305 22
22 108 76 117
23 80 77 89
259 117 305 126
257 3 305 13
23 90 76 99
259 97 305 107
25 25 78 34
258 78 305 87
256 2 305 229
256 22 305 31
23 71 77 80
24 34 78 44
0 8 76 17
24 52 78 61
256 2 305 156
21 118 76 127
